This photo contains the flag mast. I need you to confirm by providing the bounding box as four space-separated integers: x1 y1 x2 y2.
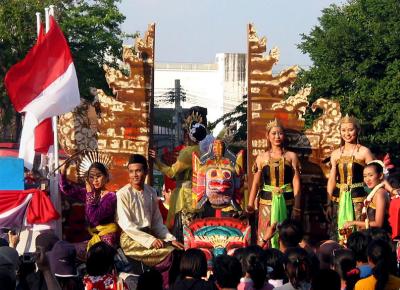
45 5 62 238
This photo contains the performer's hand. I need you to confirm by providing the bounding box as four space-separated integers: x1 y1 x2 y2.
263 222 278 242
151 239 164 249
171 240 185 250
60 161 70 176
85 180 94 193
8 230 19 248
343 221 354 229
148 149 157 160
246 205 255 214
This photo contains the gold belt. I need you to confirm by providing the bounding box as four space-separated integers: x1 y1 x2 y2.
336 182 364 192
259 198 294 206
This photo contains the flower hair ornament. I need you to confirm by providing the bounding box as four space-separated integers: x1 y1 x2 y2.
189 122 207 143
78 150 112 178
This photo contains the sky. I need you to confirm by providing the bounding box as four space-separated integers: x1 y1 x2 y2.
118 0 346 69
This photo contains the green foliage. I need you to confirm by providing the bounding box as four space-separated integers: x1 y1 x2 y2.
0 0 126 140
296 0 400 154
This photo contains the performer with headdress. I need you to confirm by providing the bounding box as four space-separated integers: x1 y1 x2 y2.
59 151 118 258
326 115 374 241
343 160 392 234
149 110 207 242
247 119 301 248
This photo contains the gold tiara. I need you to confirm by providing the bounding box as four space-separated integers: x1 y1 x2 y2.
340 114 360 128
266 118 282 131
184 111 203 130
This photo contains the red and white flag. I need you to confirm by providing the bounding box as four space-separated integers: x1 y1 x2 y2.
4 16 80 169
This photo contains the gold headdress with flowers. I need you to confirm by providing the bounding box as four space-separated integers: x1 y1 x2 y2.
340 114 360 131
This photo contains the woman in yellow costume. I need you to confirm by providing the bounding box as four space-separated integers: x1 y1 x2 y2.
326 115 374 241
247 119 301 248
149 111 207 242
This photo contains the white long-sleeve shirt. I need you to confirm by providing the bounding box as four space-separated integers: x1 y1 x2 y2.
116 183 176 249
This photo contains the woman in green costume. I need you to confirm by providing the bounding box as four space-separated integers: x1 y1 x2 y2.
247 119 301 248
326 115 374 242
149 113 207 242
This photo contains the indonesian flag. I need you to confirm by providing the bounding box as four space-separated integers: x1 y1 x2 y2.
4 16 80 169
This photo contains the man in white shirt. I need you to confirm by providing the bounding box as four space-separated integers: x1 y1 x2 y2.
116 153 184 268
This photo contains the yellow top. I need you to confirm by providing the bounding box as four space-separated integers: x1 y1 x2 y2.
355 274 400 290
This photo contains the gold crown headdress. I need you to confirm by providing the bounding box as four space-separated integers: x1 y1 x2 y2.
266 118 283 131
78 150 112 178
340 114 360 129
184 111 203 130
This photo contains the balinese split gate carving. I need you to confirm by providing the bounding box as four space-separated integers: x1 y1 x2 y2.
247 23 342 239
58 24 155 190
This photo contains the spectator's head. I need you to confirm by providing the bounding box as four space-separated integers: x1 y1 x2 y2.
179 249 207 279
366 228 391 244
331 249 359 290
35 230 59 252
86 242 116 276
283 247 312 289
233 247 247 276
264 248 285 280
368 239 392 290
48 241 77 277
128 154 148 187
137 268 163 290
316 240 342 270
347 231 370 264
0 270 16 290
0 246 19 280
240 246 267 289
0 238 8 247
279 219 304 250
311 269 340 290
213 255 242 289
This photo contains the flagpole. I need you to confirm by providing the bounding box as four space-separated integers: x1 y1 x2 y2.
36 13 41 37
46 5 62 239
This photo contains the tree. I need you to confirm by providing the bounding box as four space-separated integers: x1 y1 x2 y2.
295 0 400 155
0 0 127 141
209 95 247 142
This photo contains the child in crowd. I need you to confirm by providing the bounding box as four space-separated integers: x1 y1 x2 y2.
331 249 360 290
171 248 216 290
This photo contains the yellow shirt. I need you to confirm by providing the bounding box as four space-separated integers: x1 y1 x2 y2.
355 274 400 290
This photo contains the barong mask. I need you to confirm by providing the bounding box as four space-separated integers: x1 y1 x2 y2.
192 139 244 211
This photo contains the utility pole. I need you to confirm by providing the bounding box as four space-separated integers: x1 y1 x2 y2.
174 79 183 146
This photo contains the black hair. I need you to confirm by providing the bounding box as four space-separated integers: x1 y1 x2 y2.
264 248 286 280
368 239 392 290
128 154 148 172
86 242 116 276
137 268 163 290
331 249 359 290
364 162 384 175
87 162 109 180
347 231 370 263
189 122 207 143
279 219 304 248
283 247 312 289
179 249 207 279
311 269 340 290
366 228 392 244
240 246 266 289
213 254 242 289
233 247 247 276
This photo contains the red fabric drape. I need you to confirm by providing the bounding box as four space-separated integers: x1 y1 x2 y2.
0 189 59 224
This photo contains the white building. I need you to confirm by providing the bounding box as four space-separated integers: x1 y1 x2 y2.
154 53 247 124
